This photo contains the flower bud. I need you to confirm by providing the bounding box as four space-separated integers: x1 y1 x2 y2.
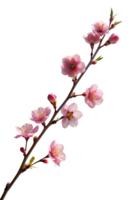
47 91 57 104
105 34 119 46
33 136 38 142
19 145 25 155
92 61 97 65
6 180 10 187
48 94 57 109
42 159 49 166
110 24 115 29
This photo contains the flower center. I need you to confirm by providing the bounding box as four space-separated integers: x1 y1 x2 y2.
37 112 44 117
53 150 61 156
22 126 32 133
70 63 75 70
97 24 102 32
67 112 74 120
89 93 98 100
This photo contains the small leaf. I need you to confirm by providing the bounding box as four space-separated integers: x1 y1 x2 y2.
114 19 123 26
29 154 36 164
110 8 113 17
95 53 105 63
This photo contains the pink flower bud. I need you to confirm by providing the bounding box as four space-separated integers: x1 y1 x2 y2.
43 159 49 166
107 34 119 44
92 61 97 65
110 24 115 29
19 145 25 154
6 182 10 187
48 93 57 108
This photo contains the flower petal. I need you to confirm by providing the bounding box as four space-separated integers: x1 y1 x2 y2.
32 126 39 133
69 118 78 127
77 62 85 73
68 101 79 112
90 84 98 92
86 99 95 108
62 118 69 128
73 111 83 119
44 107 51 116
61 104 69 115
14 134 21 138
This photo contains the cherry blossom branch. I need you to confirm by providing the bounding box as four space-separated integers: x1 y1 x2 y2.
0 5 123 200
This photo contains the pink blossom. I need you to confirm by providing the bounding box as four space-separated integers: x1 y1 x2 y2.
106 34 119 44
61 54 85 78
48 93 57 104
83 32 100 46
91 21 109 36
61 103 83 128
49 140 66 166
85 84 103 108
30 107 51 123
14 124 39 139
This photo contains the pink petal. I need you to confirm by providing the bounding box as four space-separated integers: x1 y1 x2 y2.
61 104 69 115
68 70 77 78
54 144 64 152
50 140 57 150
44 107 51 116
52 161 61 170
62 118 69 128
68 103 78 112
69 118 79 129
72 54 81 64
77 60 86 73
95 89 104 107
14 124 22 135
57 153 66 161
86 99 95 108
13 134 21 140
90 84 98 92
49 151 55 159
62 56 72 67
73 109 84 120
86 88 90 96
61 65 70 75
21 132 34 138
33 125 40 135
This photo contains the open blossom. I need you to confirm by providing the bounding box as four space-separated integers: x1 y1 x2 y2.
30 107 51 123
91 21 109 36
106 33 119 45
49 140 66 166
83 32 100 46
14 124 39 139
61 103 83 128
61 54 85 78
85 84 103 108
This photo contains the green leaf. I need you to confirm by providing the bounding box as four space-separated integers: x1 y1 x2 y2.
110 8 113 17
95 53 105 63
29 154 36 164
114 19 123 26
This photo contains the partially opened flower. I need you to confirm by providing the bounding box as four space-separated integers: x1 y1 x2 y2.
30 107 51 123
85 84 103 108
49 140 66 166
105 33 119 45
61 54 85 78
83 32 100 47
61 103 83 128
14 124 39 139
91 21 109 36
